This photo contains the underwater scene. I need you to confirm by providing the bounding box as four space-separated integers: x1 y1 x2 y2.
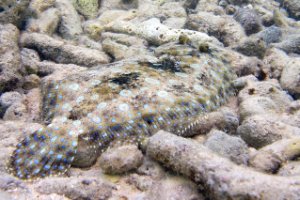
0 0 300 199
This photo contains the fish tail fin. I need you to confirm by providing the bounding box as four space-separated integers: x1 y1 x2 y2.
7 126 78 179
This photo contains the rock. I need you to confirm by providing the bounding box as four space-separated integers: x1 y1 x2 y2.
283 0 300 20
20 32 110 67
160 2 187 18
101 32 151 61
162 17 186 29
263 48 288 79
3 102 28 121
233 36 267 59
29 0 56 15
273 34 300 55
147 131 300 200
0 92 24 110
278 161 300 176
105 18 222 46
280 58 300 98
249 137 300 173
35 177 114 200
204 130 249 165
261 13 275 27
145 176 204 200
83 10 136 40
0 24 23 93
20 48 40 75
36 61 85 77
249 150 282 173
76 35 103 51
99 0 138 12
186 12 246 47
183 0 200 10
234 8 262 35
195 0 225 15
0 173 30 198
256 26 282 45
227 0 250 5
237 115 300 148
239 97 278 121
73 0 99 19
273 9 289 28
233 75 258 90
125 174 154 191
99 145 144 174
136 158 165 179
0 0 30 27
55 0 83 39
225 5 236 15
26 8 61 35
223 50 265 77
238 80 293 112
22 74 41 90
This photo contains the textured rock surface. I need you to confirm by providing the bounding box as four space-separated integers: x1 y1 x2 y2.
26 8 60 35
204 130 249 165
256 25 282 45
283 0 300 20
237 115 300 148
99 145 143 174
233 36 267 59
0 24 23 93
35 177 114 199
187 12 246 46
249 137 300 172
147 131 300 200
145 176 204 200
280 58 300 97
234 8 262 35
20 32 110 67
0 92 24 111
272 34 300 54
73 0 99 19
278 161 300 176
55 0 83 39
0 0 30 26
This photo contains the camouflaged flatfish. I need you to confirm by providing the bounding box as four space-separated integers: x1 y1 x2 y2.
7 43 236 179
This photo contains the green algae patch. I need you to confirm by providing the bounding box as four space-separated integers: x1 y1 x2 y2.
73 0 99 19
285 138 300 159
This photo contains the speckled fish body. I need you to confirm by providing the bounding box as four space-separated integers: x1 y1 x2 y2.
8 44 236 179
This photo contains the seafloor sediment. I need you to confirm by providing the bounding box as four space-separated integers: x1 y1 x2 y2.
0 0 300 199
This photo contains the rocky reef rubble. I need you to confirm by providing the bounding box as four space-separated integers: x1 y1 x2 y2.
0 0 300 199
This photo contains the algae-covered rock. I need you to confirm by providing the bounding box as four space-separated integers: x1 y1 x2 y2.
233 37 267 59
0 0 30 27
73 0 99 19
283 0 300 20
234 8 262 35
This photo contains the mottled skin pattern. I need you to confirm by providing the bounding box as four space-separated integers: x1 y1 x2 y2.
7 44 236 179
